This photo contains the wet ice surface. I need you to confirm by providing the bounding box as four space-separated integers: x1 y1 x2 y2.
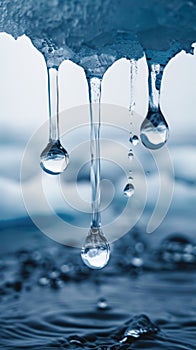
0 223 195 349
1 0 196 52
1 1 196 68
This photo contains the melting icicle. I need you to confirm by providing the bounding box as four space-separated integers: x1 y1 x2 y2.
81 77 110 269
129 59 137 117
128 60 139 148
140 63 169 150
123 183 135 198
40 68 69 175
129 60 139 147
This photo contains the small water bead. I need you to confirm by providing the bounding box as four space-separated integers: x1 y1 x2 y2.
140 110 169 150
128 150 134 160
130 135 139 146
123 183 134 198
97 297 108 310
81 227 110 269
40 140 69 175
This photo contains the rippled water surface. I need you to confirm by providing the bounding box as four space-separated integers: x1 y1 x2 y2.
0 221 195 349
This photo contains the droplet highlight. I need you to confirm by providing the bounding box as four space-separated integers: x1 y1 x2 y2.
40 140 69 175
140 110 169 150
81 227 110 269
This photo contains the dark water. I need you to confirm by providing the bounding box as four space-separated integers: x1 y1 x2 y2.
0 221 195 349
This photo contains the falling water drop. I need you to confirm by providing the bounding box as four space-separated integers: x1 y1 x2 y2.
123 183 135 198
81 227 110 269
97 297 109 310
140 63 169 150
130 135 139 146
123 59 138 197
80 76 110 269
40 68 69 174
140 110 169 150
128 150 134 160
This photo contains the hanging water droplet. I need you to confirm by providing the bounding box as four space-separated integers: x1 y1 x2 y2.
128 150 134 160
140 110 169 150
81 227 110 269
40 68 69 175
123 183 134 198
40 140 69 175
130 135 139 146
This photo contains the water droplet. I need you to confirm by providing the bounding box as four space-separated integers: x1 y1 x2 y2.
130 135 139 146
40 140 69 175
128 150 134 160
140 110 169 150
81 227 110 269
97 297 108 310
123 183 134 198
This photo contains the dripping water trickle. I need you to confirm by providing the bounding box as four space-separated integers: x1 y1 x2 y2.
40 68 69 175
140 63 169 150
81 77 110 269
123 59 138 197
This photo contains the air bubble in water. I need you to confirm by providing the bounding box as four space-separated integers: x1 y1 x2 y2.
140 110 169 150
40 140 69 175
81 227 110 269
123 183 134 198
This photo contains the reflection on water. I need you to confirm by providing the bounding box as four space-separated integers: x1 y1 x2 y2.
0 222 195 349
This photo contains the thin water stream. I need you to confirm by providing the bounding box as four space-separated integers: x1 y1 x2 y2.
81 77 110 269
40 68 69 175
